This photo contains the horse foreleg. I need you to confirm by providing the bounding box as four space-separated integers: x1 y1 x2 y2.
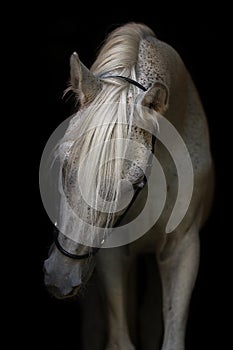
97 246 135 350
157 223 200 350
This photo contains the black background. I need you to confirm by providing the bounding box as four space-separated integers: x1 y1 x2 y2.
15 2 231 349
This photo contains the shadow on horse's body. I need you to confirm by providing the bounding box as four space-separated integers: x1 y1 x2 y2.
80 253 163 350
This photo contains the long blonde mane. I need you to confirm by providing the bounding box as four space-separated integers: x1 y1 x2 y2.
57 23 158 247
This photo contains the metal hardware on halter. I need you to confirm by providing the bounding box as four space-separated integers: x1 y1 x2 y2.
101 75 147 92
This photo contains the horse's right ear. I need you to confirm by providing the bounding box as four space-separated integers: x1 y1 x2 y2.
69 52 101 106
141 81 169 115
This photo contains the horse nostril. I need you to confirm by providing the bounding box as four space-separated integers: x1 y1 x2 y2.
46 285 61 296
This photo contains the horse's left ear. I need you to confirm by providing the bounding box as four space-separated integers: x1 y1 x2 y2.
69 52 101 105
142 82 169 114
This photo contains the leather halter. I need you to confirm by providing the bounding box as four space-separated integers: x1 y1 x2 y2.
54 76 154 260
54 230 100 260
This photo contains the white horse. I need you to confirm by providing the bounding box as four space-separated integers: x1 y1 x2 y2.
43 22 214 350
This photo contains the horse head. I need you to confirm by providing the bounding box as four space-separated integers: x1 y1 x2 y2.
43 27 169 299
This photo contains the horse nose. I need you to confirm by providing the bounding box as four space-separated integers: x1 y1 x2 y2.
44 268 79 298
44 277 75 298
46 284 62 297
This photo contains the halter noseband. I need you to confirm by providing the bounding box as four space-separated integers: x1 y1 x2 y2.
53 76 153 260
54 230 100 260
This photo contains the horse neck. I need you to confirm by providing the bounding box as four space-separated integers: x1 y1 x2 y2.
136 36 191 130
